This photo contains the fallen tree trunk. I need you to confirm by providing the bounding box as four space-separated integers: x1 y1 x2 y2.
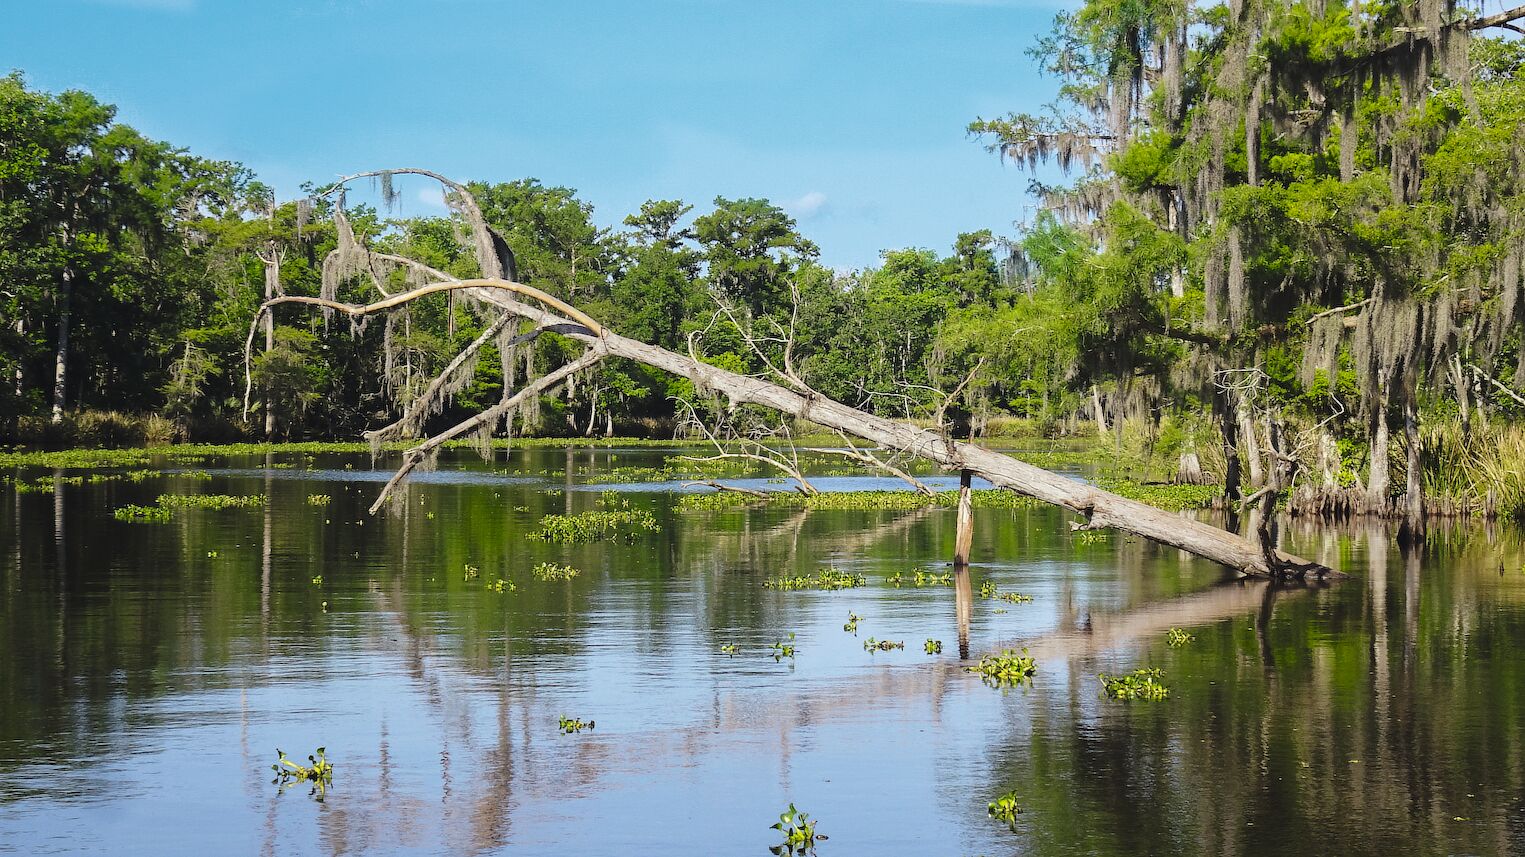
255 276 1337 579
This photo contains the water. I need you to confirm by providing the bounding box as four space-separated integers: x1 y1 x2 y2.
2 446 1524 855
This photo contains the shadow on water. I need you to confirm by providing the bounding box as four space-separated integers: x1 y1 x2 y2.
1 446 1523 855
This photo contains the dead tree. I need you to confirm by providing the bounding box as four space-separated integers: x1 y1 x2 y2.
245 170 1337 579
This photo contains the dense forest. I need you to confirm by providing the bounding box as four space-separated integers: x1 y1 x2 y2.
3 0 1525 520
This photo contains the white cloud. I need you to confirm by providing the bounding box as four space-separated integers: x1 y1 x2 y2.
415 187 449 212
786 190 829 219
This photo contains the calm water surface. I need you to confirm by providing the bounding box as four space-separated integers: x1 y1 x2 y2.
2 447 1524 855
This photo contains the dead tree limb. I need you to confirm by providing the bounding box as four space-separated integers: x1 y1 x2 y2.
254 171 1339 579
288 273 1333 576
370 346 605 513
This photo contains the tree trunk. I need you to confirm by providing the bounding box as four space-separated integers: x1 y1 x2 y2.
1367 413 1390 513
1239 402 1264 488
1216 391 1242 509
50 265 73 424
1399 399 1426 544
262 251 279 439
1091 384 1108 438
953 469 974 567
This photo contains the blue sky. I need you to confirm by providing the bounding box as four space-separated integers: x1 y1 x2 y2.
6 0 1068 269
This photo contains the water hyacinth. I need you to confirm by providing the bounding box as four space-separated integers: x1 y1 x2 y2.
967 649 1037 687
531 562 580 581
558 716 594 733
1099 667 1169 700
528 508 659 543
764 568 866 591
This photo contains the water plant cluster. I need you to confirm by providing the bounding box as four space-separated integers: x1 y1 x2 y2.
863 637 904 652
531 562 580 581
306 494 332 505
528 508 659 543
842 612 860 634
769 634 797 661
978 580 1032 603
924 639 943 654
112 492 266 522
1099 668 1169 700
271 748 333 799
967 649 1037 687
769 804 826 856
558 717 595 733
154 493 266 509
1165 627 1195 647
987 791 1021 830
112 504 172 522
764 568 866 591
488 577 516 593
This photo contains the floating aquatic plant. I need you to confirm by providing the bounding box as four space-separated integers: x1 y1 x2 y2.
155 493 265 509
924 639 943 654
487 577 516 593
863 637 904 652
978 580 998 599
764 569 866 591
271 748 333 799
968 649 1037 687
843 612 860 635
1165 627 1195 647
886 571 905 587
1099 668 1169 700
558 716 594 734
531 562 580 581
310 575 323 585
988 791 1021 830
720 643 740 656
911 569 952 587
528 508 659 543
769 804 826 856
307 494 331 505
770 634 797 662
113 504 171 522
996 592 1032 604
463 564 480 581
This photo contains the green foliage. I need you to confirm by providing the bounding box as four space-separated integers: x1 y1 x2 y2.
988 790 1022 830
923 639 943 655
271 748 333 799
557 716 594 734
967 649 1037 687
306 494 331 505
1099 667 1169 700
112 504 171 523
769 633 797 662
763 569 866 591
1165 627 1195 646
530 562 580 581
769 804 825 856
863 637 904 652
842 612 860 635
529 508 659 543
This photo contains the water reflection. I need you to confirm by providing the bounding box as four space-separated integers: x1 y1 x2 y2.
0 448 1522 855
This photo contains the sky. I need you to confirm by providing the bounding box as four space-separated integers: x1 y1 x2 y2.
4 0 1070 269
